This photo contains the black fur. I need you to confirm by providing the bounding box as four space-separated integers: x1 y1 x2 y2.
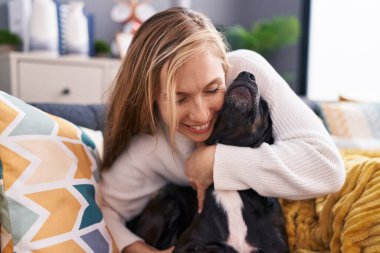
205 71 273 148
126 184 198 249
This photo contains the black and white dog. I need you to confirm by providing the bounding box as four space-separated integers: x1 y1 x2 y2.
127 71 289 253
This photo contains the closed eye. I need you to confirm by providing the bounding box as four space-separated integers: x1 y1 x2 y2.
205 87 219 94
176 79 225 104
177 96 188 104
205 83 225 94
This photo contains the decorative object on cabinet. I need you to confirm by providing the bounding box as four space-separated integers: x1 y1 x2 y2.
65 1 89 56
0 29 22 53
29 0 59 53
94 40 111 58
110 0 155 25
115 32 133 59
110 0 156 58
0 52 120 104
7 0 32 52
170 0 191 8
56 0 69 55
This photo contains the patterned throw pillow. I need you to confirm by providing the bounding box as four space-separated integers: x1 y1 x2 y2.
0 91 117 252
320 101 380 150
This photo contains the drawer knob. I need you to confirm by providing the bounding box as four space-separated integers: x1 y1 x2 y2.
61 88 71 95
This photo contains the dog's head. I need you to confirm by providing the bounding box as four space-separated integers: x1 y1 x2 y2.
206 71 273 147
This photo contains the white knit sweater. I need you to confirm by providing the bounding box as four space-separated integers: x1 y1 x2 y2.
100 50 346 250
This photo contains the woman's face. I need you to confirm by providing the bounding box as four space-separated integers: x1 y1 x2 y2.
157 51 226 143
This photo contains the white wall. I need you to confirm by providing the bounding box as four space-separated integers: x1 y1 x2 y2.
307 0 380 102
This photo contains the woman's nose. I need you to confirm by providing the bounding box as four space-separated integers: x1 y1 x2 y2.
188 98 210 122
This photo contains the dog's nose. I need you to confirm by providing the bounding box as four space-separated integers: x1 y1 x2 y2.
237 71 255 82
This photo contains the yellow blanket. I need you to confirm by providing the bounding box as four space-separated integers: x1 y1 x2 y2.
280 150 380 253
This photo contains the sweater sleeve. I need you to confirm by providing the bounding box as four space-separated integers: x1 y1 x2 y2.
100 136 167 251
213 49 346 200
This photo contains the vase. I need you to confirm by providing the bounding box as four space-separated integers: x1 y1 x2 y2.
29 0 59 52
7 0 32 51
170 0 191 8
66 1 89 55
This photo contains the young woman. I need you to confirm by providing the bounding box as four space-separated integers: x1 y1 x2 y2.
100 7 345 253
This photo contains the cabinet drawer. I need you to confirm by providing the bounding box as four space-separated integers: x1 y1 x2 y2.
18 62 104 104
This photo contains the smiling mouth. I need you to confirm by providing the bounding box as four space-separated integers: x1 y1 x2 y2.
185 122 211 133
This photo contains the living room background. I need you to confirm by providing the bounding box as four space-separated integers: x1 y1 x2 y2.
0 0 304 94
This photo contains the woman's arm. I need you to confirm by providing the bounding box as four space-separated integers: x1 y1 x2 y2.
212 49 345 200
100 135 168 251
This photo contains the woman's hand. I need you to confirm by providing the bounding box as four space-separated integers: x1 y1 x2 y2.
122 241 174 253
185 144 216 213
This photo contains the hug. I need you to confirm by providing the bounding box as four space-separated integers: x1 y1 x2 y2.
100 7 345 253
127 70 288 253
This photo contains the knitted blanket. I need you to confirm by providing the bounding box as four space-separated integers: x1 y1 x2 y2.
280 150 380 253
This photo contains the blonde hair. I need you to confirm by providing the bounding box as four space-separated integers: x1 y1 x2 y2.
102 7 229 170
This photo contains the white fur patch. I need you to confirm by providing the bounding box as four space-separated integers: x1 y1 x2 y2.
213 190 256 253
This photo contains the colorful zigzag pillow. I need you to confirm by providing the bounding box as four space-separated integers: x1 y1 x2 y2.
0 91 117 252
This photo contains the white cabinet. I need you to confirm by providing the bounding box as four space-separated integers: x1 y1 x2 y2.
0 52 121 104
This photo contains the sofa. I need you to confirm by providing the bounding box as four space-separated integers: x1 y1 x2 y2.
29 103 107 132
28 97 322 131
1 92 379 252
